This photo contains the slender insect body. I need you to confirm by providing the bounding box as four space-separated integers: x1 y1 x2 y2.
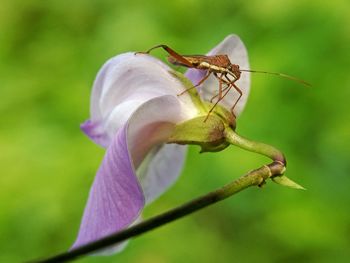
137 44 244 121
169 54 240 80
137 43 309 122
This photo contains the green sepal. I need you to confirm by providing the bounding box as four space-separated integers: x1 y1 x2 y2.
202 102 236 130
200 141 230 153
167 115 228 153
272 175 306 190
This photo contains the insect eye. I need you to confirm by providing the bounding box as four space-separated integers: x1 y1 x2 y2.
231 64 239 70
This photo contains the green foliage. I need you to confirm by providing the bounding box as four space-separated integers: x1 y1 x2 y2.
1 0 349 262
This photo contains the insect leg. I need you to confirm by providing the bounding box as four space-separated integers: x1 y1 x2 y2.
136 44 194 68
204 86 233 122
210 73 230 102
204 75 233 122
210 85 230 103
214 73 229 100
224 75 242 116
178 70 211 96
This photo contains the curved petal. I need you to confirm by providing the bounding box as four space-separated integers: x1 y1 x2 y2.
83 52 198 147
80 120 110 148
185 34 250 116
137 144 187 204
126 95 192 166
127 95 191 204
73 95 195 250
72 125 144 249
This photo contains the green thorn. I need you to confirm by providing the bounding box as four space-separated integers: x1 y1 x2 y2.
272 175 306 190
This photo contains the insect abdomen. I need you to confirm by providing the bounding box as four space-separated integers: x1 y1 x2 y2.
198 62 229 73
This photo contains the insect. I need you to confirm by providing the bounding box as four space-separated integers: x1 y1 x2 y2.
137 44 310 121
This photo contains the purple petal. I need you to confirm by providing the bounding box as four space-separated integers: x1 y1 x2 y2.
185 34 250 116
72 125 145 249
73 95 192 250
80 120 110 148
185 68 207 89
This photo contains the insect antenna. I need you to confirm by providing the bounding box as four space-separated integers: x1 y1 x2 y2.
240 69 311 87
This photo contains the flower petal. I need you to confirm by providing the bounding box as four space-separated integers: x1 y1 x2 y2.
83 52 198 147
126 95 193 167
71 125 145 249
185 34 250 116
126 94 191 202
80 120 110 148
73 95 195 250
137 144 187 204
126 94 193 204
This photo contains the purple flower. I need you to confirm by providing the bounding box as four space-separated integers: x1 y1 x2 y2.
72 34 250 251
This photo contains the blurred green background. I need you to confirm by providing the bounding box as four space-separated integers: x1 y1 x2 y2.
1 0 349 262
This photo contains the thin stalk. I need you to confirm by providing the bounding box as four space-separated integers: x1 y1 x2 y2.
224 129 286 166
34 129 286 263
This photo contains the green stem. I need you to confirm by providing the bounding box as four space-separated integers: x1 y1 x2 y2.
35 128 287 262
224 129 286 166
36 165 275 262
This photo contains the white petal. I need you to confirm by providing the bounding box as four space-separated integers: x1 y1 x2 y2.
126 95 192 167
137 144 187 204
125 95 193 203
87 53 198 146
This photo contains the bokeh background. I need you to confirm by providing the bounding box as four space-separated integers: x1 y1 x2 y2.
1 0 349 262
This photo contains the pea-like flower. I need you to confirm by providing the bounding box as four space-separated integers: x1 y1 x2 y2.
72 34 250 250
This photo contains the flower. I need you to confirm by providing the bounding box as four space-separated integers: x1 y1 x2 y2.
72 34 250 251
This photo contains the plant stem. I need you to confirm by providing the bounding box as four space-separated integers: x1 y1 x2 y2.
224 129 286 166
35 129 286 262
35 166 278 262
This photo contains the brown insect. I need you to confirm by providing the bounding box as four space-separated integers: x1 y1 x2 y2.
137 44 310 121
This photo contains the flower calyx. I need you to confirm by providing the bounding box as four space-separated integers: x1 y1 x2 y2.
167 113 233 153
